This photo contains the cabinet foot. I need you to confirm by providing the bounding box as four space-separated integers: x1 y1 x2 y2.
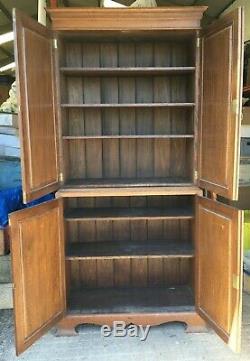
54 325 78 336
185 316 209 333
55 311 208 336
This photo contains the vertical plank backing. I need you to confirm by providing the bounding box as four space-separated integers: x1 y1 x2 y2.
114 258 131 287
79 259 97 288
153 49 171 176
70 260 80 289
171 41 189 66
95 197 113 242
135 42 154 178
119 43 137 178
163 258 180 286
147 196 163 242
148 257 164 286
81 42 102 180
82 43 100 68
154 42 171 67
135 42 154 67
65 44 86 180
101 43 120 178
77 198 96 243
131 257 148 287
171 43 192 181
82 43 102 170
97 258 114 287
130 197 147 242
112 197 130 241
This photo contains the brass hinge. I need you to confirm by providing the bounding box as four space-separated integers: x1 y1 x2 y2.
196 37 201 48
194 170 198 181
59 172 63 182
53 38 58 49
233 274 240 290
232 98 240 116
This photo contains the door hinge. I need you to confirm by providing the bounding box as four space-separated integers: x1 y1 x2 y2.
232 98 240 116
53 38 58 49
194 170 198 181
233 274 240 290
196 37 201 48
59 172 63 182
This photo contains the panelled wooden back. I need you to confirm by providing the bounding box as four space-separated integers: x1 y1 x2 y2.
64 139 193 181
67 258 192 289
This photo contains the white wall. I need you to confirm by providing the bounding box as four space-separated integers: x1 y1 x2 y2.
223 0 250 41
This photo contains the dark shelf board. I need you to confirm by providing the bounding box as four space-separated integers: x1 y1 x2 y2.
61 103 195 108
65 207 193 221
60 66 196 76
239 183 250 188
68 286 195 314
66 240 194 259
62 134 194 140
63 177 194 189
243 85 250 97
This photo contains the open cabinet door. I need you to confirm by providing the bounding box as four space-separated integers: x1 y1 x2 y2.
13 9 60 203
199 7 243 200
9 199 66 355
196 196 243 352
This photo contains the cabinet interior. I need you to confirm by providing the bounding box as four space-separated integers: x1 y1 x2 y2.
64 195 195 313
58 32 197 188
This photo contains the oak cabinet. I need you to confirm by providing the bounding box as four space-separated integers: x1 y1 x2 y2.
10 6 244 355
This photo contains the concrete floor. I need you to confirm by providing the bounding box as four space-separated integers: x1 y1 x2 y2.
0 294 250 361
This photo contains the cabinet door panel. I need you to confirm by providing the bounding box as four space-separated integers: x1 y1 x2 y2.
199 8 243 200
13 9 60 203
10 199 66 355
196 196 243 352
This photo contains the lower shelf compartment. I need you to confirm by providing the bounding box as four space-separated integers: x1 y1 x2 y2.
68 286 194 314
66 241 194 259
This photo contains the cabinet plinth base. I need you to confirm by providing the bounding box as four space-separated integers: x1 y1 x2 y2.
54 312 208 336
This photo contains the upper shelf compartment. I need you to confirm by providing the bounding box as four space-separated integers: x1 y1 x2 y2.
60 39 196 68
62 74 194 105
65 205 193 221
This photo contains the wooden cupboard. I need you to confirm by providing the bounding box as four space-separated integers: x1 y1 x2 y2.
10 6 244 355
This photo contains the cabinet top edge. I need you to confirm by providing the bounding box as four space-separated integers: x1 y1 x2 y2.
47 7 207 31
47 6 208 13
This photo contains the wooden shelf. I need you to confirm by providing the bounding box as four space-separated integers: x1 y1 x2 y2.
61 103 195 109
57 185 202 198
63 178 193 189
239 183 250 188
65 207 193 221
243 85 250 97
63 134 194 140
60 67 196 76
68 286 195 314
66 240 194 259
